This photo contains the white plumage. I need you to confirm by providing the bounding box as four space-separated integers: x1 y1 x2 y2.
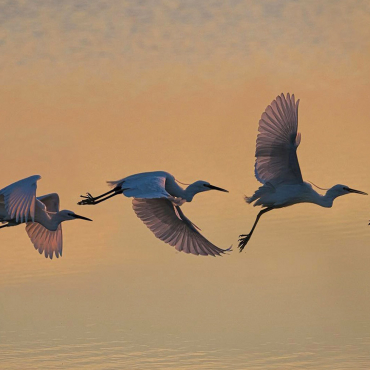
239 93 367 251
0 175 39 223
0 176 92 259
254 93 302 186
79 171 231 256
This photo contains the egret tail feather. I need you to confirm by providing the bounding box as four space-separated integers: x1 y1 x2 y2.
244 195 253 204
107 179 125 188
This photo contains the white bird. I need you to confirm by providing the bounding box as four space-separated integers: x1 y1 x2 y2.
78 171 231 256
238 93 367 251
0 175 92 259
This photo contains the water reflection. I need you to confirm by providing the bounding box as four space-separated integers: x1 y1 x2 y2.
1 326 370 369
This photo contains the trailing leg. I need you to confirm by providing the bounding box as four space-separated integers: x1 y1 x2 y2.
238 207 273 252
78 187 126 205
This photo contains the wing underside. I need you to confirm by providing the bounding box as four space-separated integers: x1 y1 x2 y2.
132 198 231 256
25 193 62 259
26 222 63 259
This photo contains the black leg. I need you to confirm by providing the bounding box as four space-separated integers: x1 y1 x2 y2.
0 223 9 229
87 190 124 205
79 186 122 202
238 207 273 252
89 186 122 201
82 190 115 201
78 188 126 205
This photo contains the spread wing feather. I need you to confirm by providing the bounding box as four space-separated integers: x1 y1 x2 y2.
0 175 41 222
255 93 303 185
132 198 231 256
25 222 62 259
25 193 62 259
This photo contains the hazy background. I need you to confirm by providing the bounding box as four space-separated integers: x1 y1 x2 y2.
0 1 370 369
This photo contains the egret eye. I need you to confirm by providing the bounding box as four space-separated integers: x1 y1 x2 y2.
343 187 349 191
67 213 73 217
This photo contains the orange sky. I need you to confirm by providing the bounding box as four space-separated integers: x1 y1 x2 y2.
1 1 370 368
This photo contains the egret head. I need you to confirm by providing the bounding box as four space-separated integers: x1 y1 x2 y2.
58 210 93 222
328 184 367 198
183 180 228 202
191 180 229 193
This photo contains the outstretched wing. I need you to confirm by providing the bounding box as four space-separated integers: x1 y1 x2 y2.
255 93 303 185
25 193 62 259
0 175 41 222
132 198 231 257
25 222 62 259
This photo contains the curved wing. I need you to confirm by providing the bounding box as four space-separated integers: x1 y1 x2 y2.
25 193 62 259
0 175 41 222
37 193 60 212
255 93 303 185
132 198 231 257
25 222 62 259
107 172 171 199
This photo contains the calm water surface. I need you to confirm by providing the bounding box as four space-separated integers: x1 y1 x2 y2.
1 327 370 369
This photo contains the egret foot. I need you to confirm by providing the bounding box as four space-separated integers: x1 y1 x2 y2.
78 187 126 205
78 193 96 205
238 234 251 252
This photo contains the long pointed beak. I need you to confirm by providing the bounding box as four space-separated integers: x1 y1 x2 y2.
206 184 229 193
347 188 368 195
73 214 93 221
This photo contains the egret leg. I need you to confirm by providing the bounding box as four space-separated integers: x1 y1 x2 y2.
238 207 273 252
83 186 122 201
0 223 9 229
78 187 127 205
79 186 121 203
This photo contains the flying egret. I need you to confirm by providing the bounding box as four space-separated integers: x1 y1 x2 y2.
238 93 367 251
78 171 231 256
0 175 92 259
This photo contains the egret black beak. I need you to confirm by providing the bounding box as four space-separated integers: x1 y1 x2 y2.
347 188 368 195
205 184 229 193
73 214 93 221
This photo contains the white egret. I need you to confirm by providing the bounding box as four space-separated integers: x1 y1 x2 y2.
238 93 367 251
0 175 92 259
78 171 231 256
